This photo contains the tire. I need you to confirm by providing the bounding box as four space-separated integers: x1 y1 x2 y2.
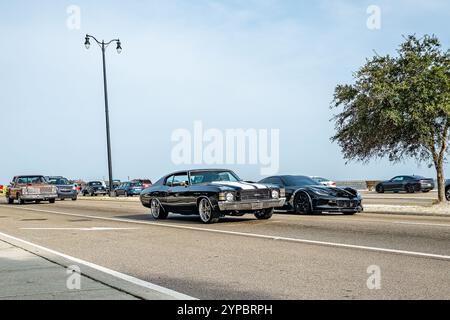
35 200 41 204
60 198 65 201
405 184 415 194
72 197 77 201
17 194 25 205
255 208 274 220
422 190 430 193
49 199 56 204
376 184 384 193
343 211 357 216
150 199 168 220
6 195 14 205
198 198 220 224
294 192 313 214
446 188 450 201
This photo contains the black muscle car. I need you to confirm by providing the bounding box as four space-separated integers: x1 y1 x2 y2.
375 175 434 193
259 175 363 215
140 169 286 224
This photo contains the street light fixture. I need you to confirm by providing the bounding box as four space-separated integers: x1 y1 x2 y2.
84 34 122 196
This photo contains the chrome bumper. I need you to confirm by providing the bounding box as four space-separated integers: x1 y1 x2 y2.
22 193 58 200
218 198 286 211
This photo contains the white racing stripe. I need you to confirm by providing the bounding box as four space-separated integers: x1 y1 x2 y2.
4 206 450 261
211 181 256 190
0 230 196 300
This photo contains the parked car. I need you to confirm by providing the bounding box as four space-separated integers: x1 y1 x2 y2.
82 181 108 196
259 175 362 215
46 176 78 201
113 182 144 197
6 175 58 204
375 175 434 194
140 169 286 224
310 176 336 187
0 185 5 197
132 179 152 189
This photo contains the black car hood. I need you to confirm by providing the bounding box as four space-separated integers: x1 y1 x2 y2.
209 181 270 191
289 185 357 198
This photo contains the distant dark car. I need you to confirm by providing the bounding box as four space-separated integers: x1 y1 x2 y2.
140 169 285 224
445 180 450 201
259 175 362 215
113 182 143 197
46 176 78 201
375 175 434 194
82 181 108 196
132 179 152 189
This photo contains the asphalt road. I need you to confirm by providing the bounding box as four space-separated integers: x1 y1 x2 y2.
0 198 449 299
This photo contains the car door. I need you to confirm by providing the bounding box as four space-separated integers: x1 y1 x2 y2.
389 176 404 191
168 173 192 213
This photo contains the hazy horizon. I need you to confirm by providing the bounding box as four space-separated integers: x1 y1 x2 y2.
1 0 450 183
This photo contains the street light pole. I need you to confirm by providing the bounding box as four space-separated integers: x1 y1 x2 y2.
84 35 122 196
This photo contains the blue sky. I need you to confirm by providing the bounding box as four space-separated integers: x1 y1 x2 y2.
1 0 449 183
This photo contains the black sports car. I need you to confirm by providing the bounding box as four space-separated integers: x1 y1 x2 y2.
259 175 363 215
375 175 434 194
140 169 286 224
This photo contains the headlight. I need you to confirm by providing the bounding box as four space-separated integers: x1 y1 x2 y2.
312 188 329 196
271 190 280 199
225 192 234 202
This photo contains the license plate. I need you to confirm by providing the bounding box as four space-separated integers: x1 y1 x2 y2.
252 203 263 210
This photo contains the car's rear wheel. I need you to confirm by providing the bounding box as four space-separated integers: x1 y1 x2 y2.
446 188 450 201
49 199 56 204
150 199 168 220
343 211 357 216
294 192 313 214
72 197 77 201
255 208 273 220
198 198 220 224
376 184 384 193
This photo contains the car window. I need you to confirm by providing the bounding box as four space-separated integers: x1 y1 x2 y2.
172 174 189 186
17 176 46 184
190 171 240 184
165 176 175 186
392 177 404 182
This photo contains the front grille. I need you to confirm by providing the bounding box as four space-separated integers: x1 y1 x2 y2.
336 200 358 208
239 189 271 201
40 187 53 193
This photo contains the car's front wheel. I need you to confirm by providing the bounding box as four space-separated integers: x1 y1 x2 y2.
255 208 273 220
405 184 415 193
375 184 384 193
6 195 14 205
150 199 168 220
49 199 56 204
198 198 220 224
294 192 313 214
446 188 450 201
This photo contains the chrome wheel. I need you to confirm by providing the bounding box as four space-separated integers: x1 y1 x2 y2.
150 199 161 218
199 198 212 223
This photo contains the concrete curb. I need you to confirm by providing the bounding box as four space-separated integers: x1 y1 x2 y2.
0 232 196 300
363 210 450 218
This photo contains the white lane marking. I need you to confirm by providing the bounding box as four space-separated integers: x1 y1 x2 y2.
20 227 139 231
0 230 196 300
5 206 450 261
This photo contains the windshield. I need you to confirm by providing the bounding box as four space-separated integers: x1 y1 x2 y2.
16 176 47 184
89 182 103 186
284 176 321 187
47 177 70 185
190 170 240 185
130 183 142 188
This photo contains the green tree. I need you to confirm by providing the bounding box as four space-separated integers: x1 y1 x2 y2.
331 35 450 202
